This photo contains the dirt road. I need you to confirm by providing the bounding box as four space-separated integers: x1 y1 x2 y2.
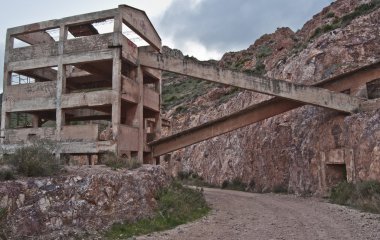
138 187 380 240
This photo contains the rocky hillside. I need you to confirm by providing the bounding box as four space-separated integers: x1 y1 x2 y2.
162 0 380 195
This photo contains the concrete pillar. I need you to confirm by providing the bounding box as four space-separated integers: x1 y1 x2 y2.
319 152 327 195
31 114 40 128
345 149 356 183
112 13 122 155
137 66 144 164
155 76 162 139
56 24 68 141
1 32 13 143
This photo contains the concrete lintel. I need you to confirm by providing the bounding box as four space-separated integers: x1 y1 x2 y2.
8 56 59 72
8 50 113 72
61 90 113 109
18 68 58 81
139 48 362 113
4 97 56 112
8 8 119 36
59 141 116 154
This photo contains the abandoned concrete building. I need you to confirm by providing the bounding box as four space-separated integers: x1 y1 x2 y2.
1 5 379 189
0 5 166 164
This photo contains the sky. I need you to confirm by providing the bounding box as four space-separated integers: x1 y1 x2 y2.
0 0 334 93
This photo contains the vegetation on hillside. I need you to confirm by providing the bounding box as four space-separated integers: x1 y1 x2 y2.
311 0 380 40
330 181 380 213
162 74 216 111
105 182 210 239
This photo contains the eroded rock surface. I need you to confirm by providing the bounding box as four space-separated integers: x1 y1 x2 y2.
0 165 169 239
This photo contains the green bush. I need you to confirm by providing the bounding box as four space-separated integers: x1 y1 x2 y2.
273 184 288 194
105 182 210 239
177 170 192 180
256 45 272 59
324 12 336 19
5 142 60 177
176 171 216 188
221 178 247 191
330 181 380 213
100 152 142 170
174 105 188 115
0 169 16 181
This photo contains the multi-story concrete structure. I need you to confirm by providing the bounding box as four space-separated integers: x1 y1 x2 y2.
1 5 163 164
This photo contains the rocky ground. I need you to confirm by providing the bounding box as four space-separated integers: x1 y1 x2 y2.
0 165 169 239
139 187 380 240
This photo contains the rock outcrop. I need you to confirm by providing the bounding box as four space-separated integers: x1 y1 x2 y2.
162 0 380 195
0 166 169 239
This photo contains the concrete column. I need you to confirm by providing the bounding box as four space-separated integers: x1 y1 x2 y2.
112 13 122 155
136 66 144 164
31 114 40 128
155 75 162 139
345 149 355 183
1 32 14 143
56 25 68 142
319 152 327 196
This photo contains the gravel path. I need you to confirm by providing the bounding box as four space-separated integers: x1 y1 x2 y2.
138 187 380 240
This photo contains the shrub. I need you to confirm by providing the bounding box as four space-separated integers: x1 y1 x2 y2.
174 105 188 115
324 12 336 19
177 170 192 180
5 141 60 177
100 152 142 170
176 171 216 188
221 178 247 191
273 184 288 194
330 181 380 213
0 169 15 181
105 182 210 238
256 45 272 59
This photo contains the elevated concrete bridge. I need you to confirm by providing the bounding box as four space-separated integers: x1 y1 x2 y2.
139 47 380 157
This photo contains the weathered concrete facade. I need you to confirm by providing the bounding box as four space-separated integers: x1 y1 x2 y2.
1 5 163 164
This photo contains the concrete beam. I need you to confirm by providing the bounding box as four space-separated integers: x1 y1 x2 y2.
119 5 161 51
139 48 362 113
143 86 160 111
16 31 55 45
121 76 139 103
151 99 300 157
59 141 116 154
18 68 57 81
61 125 99 141
150 61 380 157
4 97 56 112
8 8 118 36
61 90 113 109
8 50 113 72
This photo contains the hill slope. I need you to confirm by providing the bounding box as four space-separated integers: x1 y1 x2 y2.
162 0 380 195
